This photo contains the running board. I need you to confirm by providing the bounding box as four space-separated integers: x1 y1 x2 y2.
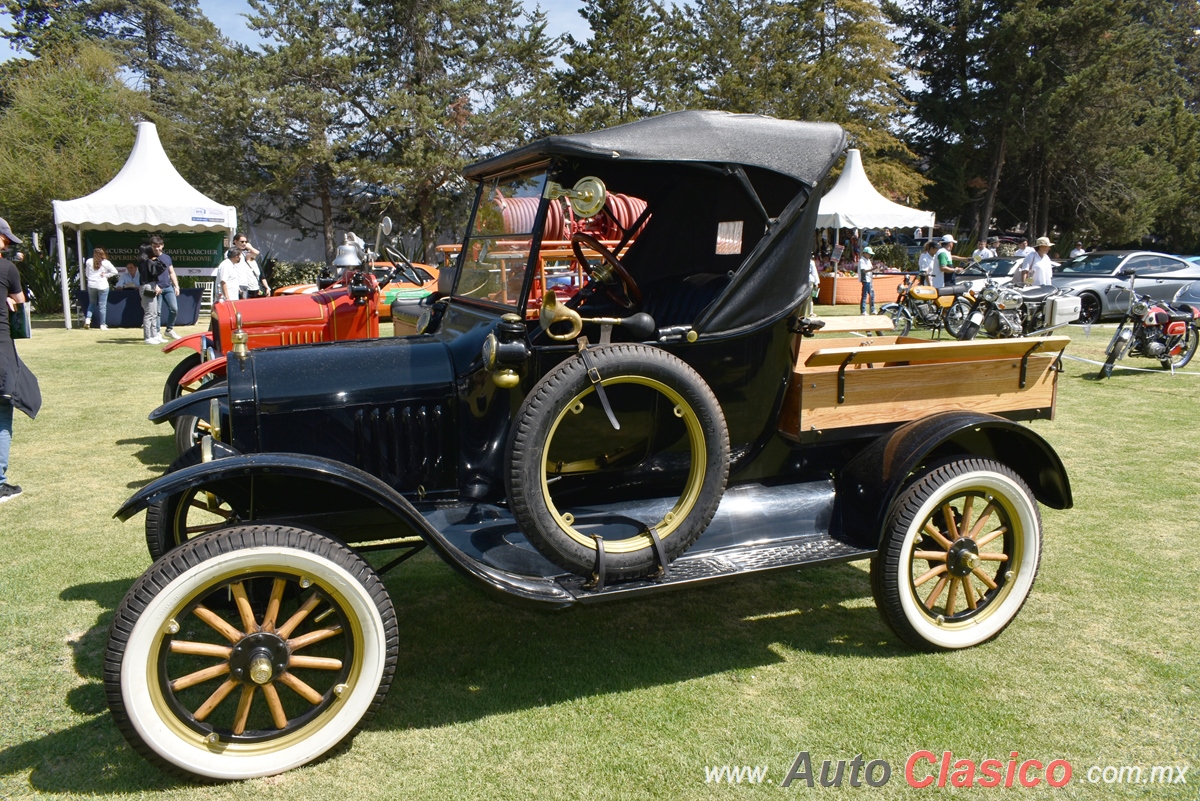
558 534 875 603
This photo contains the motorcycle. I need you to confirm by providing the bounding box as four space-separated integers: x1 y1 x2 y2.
955 279 1081 341
1099 267 1200 378
880 273 969 337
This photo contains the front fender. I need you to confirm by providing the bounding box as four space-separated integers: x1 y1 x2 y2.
179 355 228 388
116 452 575 608
833 411 1072 548
163 332 210 355
148 384 226 425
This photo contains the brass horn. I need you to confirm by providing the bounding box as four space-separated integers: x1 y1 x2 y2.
544 176 607 219
539 290 583 341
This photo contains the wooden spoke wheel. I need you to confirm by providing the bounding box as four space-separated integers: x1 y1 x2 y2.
872 459 1041 651
146 443 239 561
104 526 397 781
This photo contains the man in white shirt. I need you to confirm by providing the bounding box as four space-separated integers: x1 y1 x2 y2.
1070 241 1086 258
936 235 959 286
972 238 996 261
215 248 242 303
1013 238 1036 285
858 246 875 314
1023 237 1056 286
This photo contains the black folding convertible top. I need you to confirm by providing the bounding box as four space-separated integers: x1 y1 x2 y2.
464 110 847 189
464 110 848 337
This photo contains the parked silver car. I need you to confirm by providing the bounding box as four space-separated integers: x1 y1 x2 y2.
1051 250 1199 324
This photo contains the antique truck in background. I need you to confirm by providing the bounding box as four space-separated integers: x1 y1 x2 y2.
105 111 1072 781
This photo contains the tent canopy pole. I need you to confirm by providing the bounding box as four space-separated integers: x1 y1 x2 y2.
56 224 71 330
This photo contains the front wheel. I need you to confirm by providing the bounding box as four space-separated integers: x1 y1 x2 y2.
163 353 203 406
870 459 1042 651
1101 324 1132 378
104 525 398 781
1078 292 1101 325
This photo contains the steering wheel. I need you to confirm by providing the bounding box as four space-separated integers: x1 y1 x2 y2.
571 232 642 310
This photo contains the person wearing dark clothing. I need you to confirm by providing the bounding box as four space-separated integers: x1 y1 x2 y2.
137 242 166 344
0 216 40 502
151 235 181 339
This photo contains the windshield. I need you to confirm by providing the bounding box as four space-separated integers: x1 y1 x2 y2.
1057 253 1123 275
454 168 548 307
961 258 1018 278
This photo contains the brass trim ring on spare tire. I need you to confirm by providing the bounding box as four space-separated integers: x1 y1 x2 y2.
506 344 729 581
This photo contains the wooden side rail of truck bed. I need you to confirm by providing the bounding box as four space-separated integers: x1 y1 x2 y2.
779 331 1070 443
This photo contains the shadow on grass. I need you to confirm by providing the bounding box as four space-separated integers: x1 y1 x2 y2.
4 558 907 793
115 435 175 476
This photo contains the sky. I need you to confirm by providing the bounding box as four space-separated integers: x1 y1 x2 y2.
0 0 592 62
202 0 593 48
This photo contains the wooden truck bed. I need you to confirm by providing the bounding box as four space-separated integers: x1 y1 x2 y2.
779 316 1069 443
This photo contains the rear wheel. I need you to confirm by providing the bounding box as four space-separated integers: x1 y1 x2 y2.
886 305 913 336
1162 325 1199 369
945 299 970 337
871 459 1041 651
104 525 398 780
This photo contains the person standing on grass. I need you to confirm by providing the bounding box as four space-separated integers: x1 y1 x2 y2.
0 216 40 504
215 248 242 304
137 242 165 344
151 235 181 340
858 246 876 314
83 247 117 329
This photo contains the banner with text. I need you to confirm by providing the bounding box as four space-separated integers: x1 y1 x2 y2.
85 231 225 277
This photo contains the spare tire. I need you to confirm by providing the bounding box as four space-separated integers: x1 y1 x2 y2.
506 344 729 580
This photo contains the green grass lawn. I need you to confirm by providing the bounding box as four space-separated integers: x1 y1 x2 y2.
1 310 1197 799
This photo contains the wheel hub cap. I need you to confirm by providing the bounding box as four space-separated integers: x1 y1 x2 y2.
946 539 981 577
229 631 289 685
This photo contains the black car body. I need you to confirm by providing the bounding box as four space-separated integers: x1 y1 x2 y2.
106 112 1073 781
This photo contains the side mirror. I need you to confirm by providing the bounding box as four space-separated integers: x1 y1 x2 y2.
1120 265 1137 277
545 176 607 219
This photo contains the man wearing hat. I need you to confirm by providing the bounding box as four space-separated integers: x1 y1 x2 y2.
858 245 876 314
1020 236 1056 287
0 216 41 503
935 234 959 287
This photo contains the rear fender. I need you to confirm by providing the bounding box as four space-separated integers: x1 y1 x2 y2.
163 332 210 355
180 355 228 387
833 411 1072 548
115 452 575 608
148 384 226 425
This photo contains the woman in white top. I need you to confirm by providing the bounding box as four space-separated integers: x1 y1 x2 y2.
83 247 118 329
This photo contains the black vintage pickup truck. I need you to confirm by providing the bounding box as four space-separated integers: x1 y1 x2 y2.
105 110 1071 781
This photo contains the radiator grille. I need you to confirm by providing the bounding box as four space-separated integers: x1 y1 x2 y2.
354 403 446 489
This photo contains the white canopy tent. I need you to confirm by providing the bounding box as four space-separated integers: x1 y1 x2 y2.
817 148 935 233
51 121 237 328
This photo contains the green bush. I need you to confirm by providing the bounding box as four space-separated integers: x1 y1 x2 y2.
267 259 323 288
872 242 912 271
14 246 65 314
